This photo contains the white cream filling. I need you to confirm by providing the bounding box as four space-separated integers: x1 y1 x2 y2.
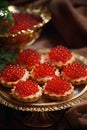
21 69 29 81
71 76 87 83
40 54 49 63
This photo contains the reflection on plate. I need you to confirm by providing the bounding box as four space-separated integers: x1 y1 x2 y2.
0 53 87 112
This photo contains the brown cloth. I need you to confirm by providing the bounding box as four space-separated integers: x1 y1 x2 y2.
33 0 87 48
65 101 87 129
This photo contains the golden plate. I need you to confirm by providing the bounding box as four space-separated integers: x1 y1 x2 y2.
0 52 87 112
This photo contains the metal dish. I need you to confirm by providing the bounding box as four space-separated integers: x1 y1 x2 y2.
0 4 51 52
0 51 87 127
0 52 87 112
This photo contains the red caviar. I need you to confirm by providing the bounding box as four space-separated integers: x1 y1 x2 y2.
1 64 25 82
33 62 57 79
17 49 41 69
14 80 39 97
49 45 72 63
8 12 42 34
45 77 71 95
62 62 87 79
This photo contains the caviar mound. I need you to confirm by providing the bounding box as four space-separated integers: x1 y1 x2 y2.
0 5 51 52
43 77 74 101
0 64 29 88
30 62 59 83
11 80 42 102
8 13 42 34
0 13 42 52
48 45 76 69
61 62 87 85
17 49 41 70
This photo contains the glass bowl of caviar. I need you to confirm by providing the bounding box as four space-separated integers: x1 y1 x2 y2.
0 4 51 52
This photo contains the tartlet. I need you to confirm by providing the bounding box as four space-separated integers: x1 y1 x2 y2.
16 48 44 70
47 45 76 69
61 62 87 85
30 62 60 83
11 80 42 102
43 77 74 101
0 64 29 88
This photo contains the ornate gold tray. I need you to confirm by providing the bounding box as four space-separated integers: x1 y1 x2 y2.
0 52 87 127
0 53 87 112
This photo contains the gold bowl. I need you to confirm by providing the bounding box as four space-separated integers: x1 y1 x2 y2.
0 4 51 52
